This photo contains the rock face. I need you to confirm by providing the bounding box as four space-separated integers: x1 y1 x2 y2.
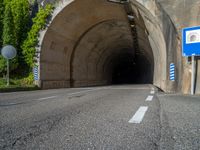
159 0 200 94
37 0 200 94
131 0 200 94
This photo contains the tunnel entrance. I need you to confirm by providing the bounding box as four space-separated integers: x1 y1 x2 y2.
39 0 171 92
112 53 136 84
111 52 153 85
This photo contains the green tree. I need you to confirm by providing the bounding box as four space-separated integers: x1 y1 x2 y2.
0 0 4 47
0 2 17 77
2 2 15 46
0 0 4 76
0 0 31 77
0 0 4 77
11 0 30 56
0 56 6 76
11 0 31 77
22 4 53 68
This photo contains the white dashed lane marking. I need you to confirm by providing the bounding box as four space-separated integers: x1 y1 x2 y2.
150 90 155 94
129 106 148 124
145 95 154 101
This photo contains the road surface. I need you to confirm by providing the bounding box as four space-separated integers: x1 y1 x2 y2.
0 85 199 149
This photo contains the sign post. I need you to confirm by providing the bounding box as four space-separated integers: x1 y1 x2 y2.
182 26 200 95
191 55 196 95
1 45 17 86
7 59 9 86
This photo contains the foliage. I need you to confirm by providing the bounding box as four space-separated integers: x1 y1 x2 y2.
10 0 30 55
0 0 30 77
2 2 15 46
0 77 6 87
0 1 4 74
0 77 39 92
21 73 34 85
0 1 53 87
0 55 6 73
1 1 18 76
22 4 53 68
0 0 4 46
0 73 34 88
0 55 17 77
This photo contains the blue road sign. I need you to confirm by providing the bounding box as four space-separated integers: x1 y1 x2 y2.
170 63 175 81
33 66 39 81
182 26 200 56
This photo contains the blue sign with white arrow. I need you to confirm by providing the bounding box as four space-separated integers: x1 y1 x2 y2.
182 26 200 56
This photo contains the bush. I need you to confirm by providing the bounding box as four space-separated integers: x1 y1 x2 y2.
0 0 30 77
22 4 53 68
21 73 34 85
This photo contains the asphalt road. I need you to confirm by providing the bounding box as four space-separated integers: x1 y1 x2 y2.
0 85 199 150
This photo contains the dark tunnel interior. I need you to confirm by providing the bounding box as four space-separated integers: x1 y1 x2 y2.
111 52 154 85
112 53 136 84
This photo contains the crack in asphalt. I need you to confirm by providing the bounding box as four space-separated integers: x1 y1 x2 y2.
0 92 111 149
1 116 64 149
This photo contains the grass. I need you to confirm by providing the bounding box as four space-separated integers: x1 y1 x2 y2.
0 77 40 92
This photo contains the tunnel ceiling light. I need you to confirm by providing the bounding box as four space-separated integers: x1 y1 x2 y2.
107 0 129 4
128 15 134 20
130 24 135 28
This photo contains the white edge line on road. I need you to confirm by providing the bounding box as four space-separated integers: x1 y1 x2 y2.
145 95 154 101
37 96 58 101
104 87 151 90
129 106 148 124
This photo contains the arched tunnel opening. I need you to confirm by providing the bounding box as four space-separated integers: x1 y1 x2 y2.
39 0 173 92
102 49 154 85
111 52 153 85
112 52 137 84
69 19 154 87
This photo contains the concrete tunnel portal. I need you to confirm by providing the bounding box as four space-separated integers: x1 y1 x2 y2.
69 19 154 87
38 0 184 93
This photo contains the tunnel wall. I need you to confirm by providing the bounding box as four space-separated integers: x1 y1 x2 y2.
37 0 200 94
130 0 181 92
71 20 134 87
161 0 200 94
39 0 133 88
150 0 200 94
